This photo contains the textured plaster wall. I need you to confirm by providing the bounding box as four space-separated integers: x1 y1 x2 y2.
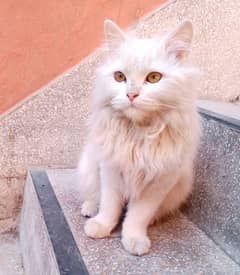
0 0 164 114
0 52 102 232
0 0 240 231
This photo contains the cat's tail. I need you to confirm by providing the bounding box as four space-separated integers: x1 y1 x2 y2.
77 144 100 217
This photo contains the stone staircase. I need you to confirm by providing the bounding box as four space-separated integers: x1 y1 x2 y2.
19 101 240 274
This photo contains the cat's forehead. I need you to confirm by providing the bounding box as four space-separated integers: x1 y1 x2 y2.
120 37 159 59
112 37 164 72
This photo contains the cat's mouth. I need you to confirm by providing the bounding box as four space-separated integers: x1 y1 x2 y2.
122 103 147 122
124 101 141 112
111 97 150 122
128 101 137 108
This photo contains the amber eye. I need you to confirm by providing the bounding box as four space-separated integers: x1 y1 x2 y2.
146 72 162 83
114 71 126 82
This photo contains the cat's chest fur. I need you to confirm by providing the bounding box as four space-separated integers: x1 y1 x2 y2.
91 110 181 176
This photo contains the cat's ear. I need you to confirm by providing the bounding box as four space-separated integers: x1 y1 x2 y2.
104 19 126 50
165 20 193 60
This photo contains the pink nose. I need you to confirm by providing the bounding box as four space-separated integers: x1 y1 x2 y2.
127 92 138 102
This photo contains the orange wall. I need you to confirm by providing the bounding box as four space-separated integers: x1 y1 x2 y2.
0 1 165 114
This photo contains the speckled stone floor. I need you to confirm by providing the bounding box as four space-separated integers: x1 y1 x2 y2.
45 169 240 274
0 233 24 275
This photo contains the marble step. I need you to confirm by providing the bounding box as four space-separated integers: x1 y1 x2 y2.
20 169 240 275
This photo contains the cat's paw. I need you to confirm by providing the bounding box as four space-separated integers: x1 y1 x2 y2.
81 200 98 217
121 235 151 256
84 218 111 239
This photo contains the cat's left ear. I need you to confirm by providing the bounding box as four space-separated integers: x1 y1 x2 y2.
165 20 193 60
104 19 126 50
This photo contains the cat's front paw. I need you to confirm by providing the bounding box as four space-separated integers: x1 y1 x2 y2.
81 200 98 217
84 218 111 239
121 235 151 256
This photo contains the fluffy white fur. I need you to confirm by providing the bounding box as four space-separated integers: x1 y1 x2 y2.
78 20 201 255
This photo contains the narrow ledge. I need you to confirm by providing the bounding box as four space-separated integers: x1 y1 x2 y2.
30 170 89 275
197 100 240 132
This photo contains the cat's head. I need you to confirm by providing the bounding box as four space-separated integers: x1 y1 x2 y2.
94 19 196 124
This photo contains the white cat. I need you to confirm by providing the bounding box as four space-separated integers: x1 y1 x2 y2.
78 19 200 256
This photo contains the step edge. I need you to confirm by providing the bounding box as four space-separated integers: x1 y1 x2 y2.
20 172 60 275
30 170 89 275
197 100 240 132
183 208 240 267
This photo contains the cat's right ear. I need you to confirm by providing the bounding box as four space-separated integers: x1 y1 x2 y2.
104 19 126 50
164 21 193 60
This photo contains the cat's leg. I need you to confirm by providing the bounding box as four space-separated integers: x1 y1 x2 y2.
153 167 193 222
84 163 123 239
122 174 178 256
78 145 100 217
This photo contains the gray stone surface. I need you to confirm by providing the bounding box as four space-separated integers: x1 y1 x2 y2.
184 116 240 265
47 169 240 274
20 173 59 275
0 233 24 275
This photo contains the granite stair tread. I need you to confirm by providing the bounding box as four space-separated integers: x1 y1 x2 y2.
24 169 239 275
